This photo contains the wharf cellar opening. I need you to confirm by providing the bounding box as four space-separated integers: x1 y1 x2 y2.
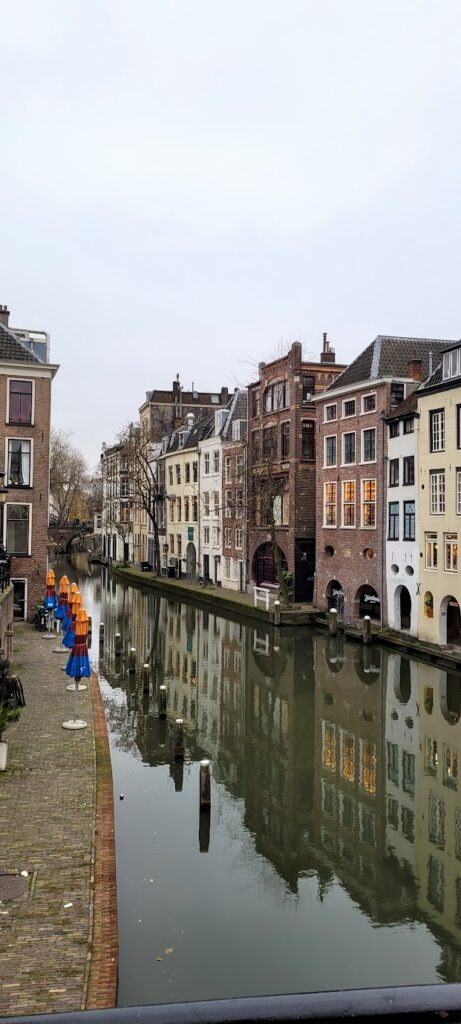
355 584 380 621
252 542 288 588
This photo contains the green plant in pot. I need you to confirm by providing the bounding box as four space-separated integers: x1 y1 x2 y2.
0 701 20 771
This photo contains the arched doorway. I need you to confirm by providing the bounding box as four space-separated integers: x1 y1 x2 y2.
325 579 345 620
252 542 288 587
440 596 461 645
355 584 380 621
186 542 196 580
441 673 461 724
394 585 411 630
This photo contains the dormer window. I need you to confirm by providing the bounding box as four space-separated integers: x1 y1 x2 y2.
443 347 461 381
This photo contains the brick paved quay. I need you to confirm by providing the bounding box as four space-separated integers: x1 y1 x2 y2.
0 623 118 1017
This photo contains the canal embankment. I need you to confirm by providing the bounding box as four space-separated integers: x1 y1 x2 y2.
313 613 461 671
110 564 317 626
0 623 117 1017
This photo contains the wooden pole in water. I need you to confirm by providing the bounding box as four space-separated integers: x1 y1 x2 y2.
328 608 338 636
158 685 167 719
142 663 150 691
115 632 122 656
199 759 211 810
128 647 136 673
174 718 184 759
363 615 371 645
99 623 104 646
273 599 281 626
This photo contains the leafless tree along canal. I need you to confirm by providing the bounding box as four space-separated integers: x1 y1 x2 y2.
64 556 461 1006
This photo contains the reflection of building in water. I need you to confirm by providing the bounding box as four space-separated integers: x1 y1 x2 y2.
196 609 224 761
385 654 420 870
242 628 316 891
217 617 246 793
310 638 414 922
164 600 199 730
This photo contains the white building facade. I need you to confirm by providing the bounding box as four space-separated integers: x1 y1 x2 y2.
198 409 228 584
385 396 419 634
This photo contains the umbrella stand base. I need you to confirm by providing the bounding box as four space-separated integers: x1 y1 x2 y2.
62 719 87 730
53 647 67 654
66 683 87 692
42 634 56 640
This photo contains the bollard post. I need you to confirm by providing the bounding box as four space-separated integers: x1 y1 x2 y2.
199 759 211 810
99 623 104 646
128 647 136 673
115 633 122 656
158 685 167 719
329 608 338 636
142 663 150 691
363 615 371 645
170 759 184 792
274 599 281 626
87 615 92 634
174 718 184 760
199 810 210 853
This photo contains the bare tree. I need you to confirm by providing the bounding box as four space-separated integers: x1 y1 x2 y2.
49 429 89 524
117 422 163 573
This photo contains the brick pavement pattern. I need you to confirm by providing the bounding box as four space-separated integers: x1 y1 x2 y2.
0 623 118 1016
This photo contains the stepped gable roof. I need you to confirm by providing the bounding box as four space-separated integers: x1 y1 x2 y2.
326 336 453 392
0 321 42 364
221 389 247 440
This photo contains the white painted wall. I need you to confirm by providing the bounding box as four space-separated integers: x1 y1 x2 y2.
385 421 419 634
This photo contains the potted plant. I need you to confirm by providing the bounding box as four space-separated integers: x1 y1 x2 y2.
0 701 21 771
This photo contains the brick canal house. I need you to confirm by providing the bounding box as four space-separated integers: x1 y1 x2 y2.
313 335 450 625
247 338 345 603
220 389 247 592
0 304 58 619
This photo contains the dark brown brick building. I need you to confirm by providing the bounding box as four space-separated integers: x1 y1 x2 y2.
0 305 58 619
313 335 450 624
247 338 345 602
221 389 247 591
140 376 229 441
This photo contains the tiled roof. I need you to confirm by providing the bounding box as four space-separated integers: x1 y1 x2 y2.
418 363 443 391
221 389 247 440
0 322 42 364
326 336 454 391
386 391 419 421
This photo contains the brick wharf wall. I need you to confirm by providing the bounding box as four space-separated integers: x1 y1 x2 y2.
315 381 391 623
247 342 345 594
0 369 52 618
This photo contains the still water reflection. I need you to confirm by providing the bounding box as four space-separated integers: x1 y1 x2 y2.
68 560 461 1005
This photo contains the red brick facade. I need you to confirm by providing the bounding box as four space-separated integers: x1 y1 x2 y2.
248 341 345 602
314 382 391 623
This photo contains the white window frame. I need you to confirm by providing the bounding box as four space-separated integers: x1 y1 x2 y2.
11 577 28 621
341 480 356 528
324 403 337 423
457 470 461 515
6 377 35 427
445 533 458 572
425 532 438 569
323 481 337 528
5 501 32 555
203 526 210 545
342 398 356 419
324 434 337 468
224 456 232 483
204 453 210 475
5 437 33 488
430 471 445 514
361 479 377 529
342 431 356 466
235 528 243 549
430 410 445 453
213 450 220 473
224 527 232 548
361 426 376 464
361 391 377 415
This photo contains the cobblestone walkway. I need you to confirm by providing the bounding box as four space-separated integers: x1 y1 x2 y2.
0 623 117 1017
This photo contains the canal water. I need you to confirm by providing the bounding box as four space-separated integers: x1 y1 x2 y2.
62 557 461 1005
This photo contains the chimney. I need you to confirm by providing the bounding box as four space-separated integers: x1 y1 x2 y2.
291 341 302 368
172 374 181 399
0 305 10 328
407 358 422 382
428 351 433 377
320 331 336 364
220 386 229 404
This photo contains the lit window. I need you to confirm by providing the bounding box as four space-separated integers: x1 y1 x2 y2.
322 721 336 771
324 482 337 527
342 480 355 527
340 730 355 783
361 479 376 527
425 533 438 569
445 533 458 572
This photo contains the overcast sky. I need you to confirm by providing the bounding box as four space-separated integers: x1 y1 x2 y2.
1 0 460 466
